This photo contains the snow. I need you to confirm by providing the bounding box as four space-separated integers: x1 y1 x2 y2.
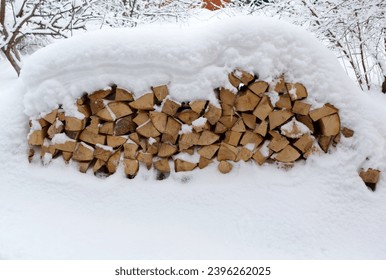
192 117 207 127
95 143 113 152
281 118 310 138
179 124 193 135
51 133 75 145
1 16 386 259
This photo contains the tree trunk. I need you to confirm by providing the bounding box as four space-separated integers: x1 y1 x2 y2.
3 49 21 76
382 76 386 93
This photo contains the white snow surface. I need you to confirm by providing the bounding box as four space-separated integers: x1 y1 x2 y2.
1 16 386 259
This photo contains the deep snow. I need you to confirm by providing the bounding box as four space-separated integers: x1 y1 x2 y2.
1 16 386 259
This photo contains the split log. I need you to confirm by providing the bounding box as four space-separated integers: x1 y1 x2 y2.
175 159 197 172
162 117 181 144
136 121 161 138
149 111 168 133
77 104 91 118
342 127 354 138
129 93 154 111
275 94 292 110
224 131 242 146
88 89 111 101
248 81 269 96
42 109 58 124
232 119 246 132
274 75 286 93
229 70 254 87
359 168 381 191
217 142 239 161
152 85 169 103
273 145 301 163
107 150 121 173
309 104 338 121
219 88 236 105
124 159 139 177
219 115 238 129
97 102 133 121
79 129 106 145
99 122 115 135
124 142 139 159
65 130 81 140
197 130 219 146
189 100 207 114
133 112 149 126
28 128 48 146
87 116 100 134
296 115 314 133
115 88 134 102
254 120 268 137
79 161 93 173
292 101 311 115
237 147 253 161
158 143 177 157
240 131 263 147
253 149 269 165
137 151 153 169
241 113 256 130
179 132 200 150
93 159 107 174
268 131 289 152
94 144 114 162
268 110 294 130
221 103 234 116
162 99 180 116
107 135 127 148
319 114 340 136
73 142 94 161
294 134 314 154
204 104 222 125
214 122 227 134
235 90 260 112
154 158 170 173
286 83 308 101
198 144 219 159
318 136 332 153
177 110 200 125
114 116 136 135
54 140 77 152
253 95 273 121
198 156 212 169
65 116 85 131
218 161 233 174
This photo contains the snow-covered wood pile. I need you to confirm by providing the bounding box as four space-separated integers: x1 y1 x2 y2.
27 69 353 179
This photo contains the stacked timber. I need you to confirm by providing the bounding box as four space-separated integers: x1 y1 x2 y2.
28 70 351 179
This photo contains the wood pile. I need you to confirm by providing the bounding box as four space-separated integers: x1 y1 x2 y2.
28 69 351 179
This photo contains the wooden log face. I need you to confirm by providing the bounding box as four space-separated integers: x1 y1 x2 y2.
129 93 154 111
152 85 169 103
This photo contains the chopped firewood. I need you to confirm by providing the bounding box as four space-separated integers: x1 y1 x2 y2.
248 81 269 96
218 161 233 174
179 132 200 150
42 109 58 124
214 122 227 134
40 144 56 158
237 147 253 161
273 145 301 163
129 92 154 111
137 151 153 169
77 104 91 118
62 152 72 163
54 140 76 152
204 104 222 125
65 130 80 140
254 120 268 137
133 111 150 126
72 142 94 161
359 168 381 191
154 158 170 173
296 115 314 133
192 119 210 133
286 83 308 101
231 69 255 86
114 116 136 136
253 149 268 165
268 131 289 152
342 127 354 138
198 144 219 159
128 132 141 145
124 142 139 159
99 122 114 135
147 141 159 155
177 110 200 125
124 159 139 177
294 134 314 154
197 130 219 145
221 103 234 116
162 98 180 116
235 90 260 112
136 120 161 138
79 129 106 145
224 131 242 146
219 115 238 129
275 94 292 110
149 111 168 133
115 88 134 101
88 89 111 101
76 95 87 105
57 110 65 122
89 99 105 115
175 159 197 172
198 156 212 169
79 161 93 173
47 120 64 138
107 135 127 148
158 143 177 157
309 104 338 121
65 116 85 131
304 145 319 159
253 95 273 120
318 136 332 153
96 102 133 121
319 113 340 136
189 100 207 114
162 117 181 144
292 101 311 115
217 142 239 161
280 118 310 138
38 118 49 128
268 110 294 130
241 113 256 130
94 144 114 162
86 116 100 134
93 159 106 174
28 148 35 163
219 88 236 105
232 119 246 132
107 150 121 173
274 75 286 93
152 85 169 103
332 133 340 147
240 131 263 147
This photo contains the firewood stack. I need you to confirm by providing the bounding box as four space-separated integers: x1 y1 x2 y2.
28 70 349 179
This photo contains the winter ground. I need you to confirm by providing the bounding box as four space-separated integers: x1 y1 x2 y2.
1 17 386 259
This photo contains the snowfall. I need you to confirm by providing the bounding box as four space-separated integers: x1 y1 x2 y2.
1 16 386 259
